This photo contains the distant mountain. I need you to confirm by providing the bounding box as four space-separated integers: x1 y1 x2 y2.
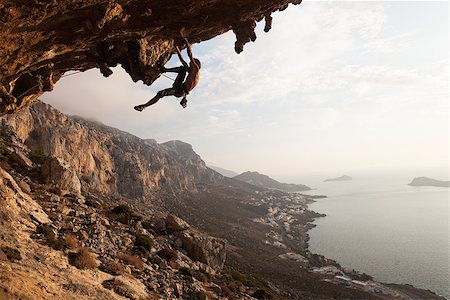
324 175 352 182
208 165 239 178
408 177 450 187
233 171 311 192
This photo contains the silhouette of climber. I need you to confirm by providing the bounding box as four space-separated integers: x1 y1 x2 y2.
134 37 201 110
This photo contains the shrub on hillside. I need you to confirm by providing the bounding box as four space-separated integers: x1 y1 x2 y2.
111 204 142 225
156 247 178 261
133 234 154 254
69 248 98 270
35 224 66 250
118 253 144 270
63 234 79 250
28 151 50 165
0 246 22 261
36 224 55 240
102 261 128 275
179 267 192 277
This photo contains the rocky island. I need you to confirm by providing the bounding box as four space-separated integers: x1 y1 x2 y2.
408 177 450 188
324 175 352 182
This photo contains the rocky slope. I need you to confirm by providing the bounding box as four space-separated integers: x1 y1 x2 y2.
234 171 311 192
1 101 222 203
0 0 301 115
0 115 288 300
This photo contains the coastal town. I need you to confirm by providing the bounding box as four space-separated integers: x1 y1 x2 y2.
244 190 439 299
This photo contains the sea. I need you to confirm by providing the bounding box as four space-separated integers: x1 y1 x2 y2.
296 171 449 299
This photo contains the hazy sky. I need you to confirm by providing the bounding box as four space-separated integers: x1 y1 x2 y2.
42 1 449 180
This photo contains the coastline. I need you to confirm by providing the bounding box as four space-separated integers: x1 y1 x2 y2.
304 193 447 300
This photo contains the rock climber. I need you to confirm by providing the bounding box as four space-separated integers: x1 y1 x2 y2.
134 37 201 111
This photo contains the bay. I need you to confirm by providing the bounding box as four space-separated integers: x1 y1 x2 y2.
303 174 449 299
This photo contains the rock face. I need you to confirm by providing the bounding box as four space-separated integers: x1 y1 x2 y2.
1 101 222 201
41 156 83 196
408 177 450 187
177 229 226 271
0 0 302 115
234 171 311 192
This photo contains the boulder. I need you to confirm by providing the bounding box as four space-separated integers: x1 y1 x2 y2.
17 180 31 193
9 150 33 170
153 218 166 232
40 157 81 196
176 230 226 271
165 214 190 232
29 210 50 225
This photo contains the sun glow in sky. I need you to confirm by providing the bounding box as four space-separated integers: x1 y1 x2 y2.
42 1 449 180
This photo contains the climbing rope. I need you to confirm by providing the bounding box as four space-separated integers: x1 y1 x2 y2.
15 70 84 100
161 73 175 81
61 71 83 78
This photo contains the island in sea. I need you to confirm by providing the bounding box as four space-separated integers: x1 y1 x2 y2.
324 175 352 182
408 177 450 187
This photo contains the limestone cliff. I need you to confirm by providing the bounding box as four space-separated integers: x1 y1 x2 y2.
1 101 222 200
0 0 301 115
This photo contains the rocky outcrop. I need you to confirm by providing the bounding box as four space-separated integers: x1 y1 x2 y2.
1 101 222 200
165 214 190 232
176 229 226 272
162 214 226 271
0 167 49 231
41 157 83 196
0 0 302 115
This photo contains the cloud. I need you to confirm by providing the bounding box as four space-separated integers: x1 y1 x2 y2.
41 1 449 175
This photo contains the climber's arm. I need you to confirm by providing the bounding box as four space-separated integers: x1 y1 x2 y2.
176 46 188 68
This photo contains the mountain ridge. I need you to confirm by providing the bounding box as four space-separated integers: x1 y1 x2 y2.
1 101 222 201
208 165 239 178
234 171 311 192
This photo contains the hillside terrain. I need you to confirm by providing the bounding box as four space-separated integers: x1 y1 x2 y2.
0 101 445 300
234 171 311 192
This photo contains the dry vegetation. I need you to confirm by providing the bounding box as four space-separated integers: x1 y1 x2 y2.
118 253 144 270
69 248 98 270
63 234 79 250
